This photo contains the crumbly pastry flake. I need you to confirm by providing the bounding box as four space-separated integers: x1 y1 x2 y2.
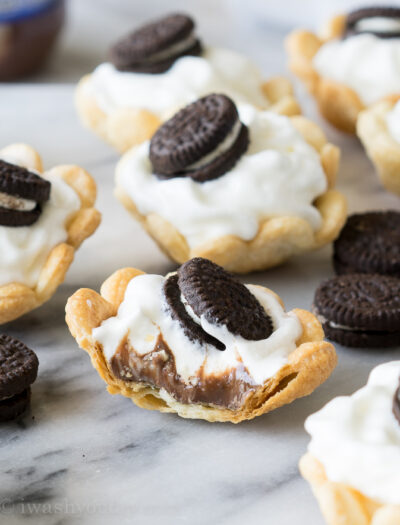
357 95 400 196
65 267 337 423
0 144 101 324
114 115 345 273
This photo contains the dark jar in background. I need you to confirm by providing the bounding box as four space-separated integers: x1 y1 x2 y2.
0 0 65 81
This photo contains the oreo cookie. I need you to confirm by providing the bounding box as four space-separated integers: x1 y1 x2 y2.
314 274 400 348
345 6 400 39
0 334 38 422
393 378 400 425
0 159 51 227
149 94 249 182
110 13 202 74
163 258 273 350
333 211 400 278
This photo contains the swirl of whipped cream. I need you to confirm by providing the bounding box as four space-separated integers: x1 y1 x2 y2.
116 105 327 249
305 361 400 505
83 47 269 119
313 33 400 105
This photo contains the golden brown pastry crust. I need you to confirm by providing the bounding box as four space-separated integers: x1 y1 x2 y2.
285 14 387 134
300 453 400 525
114 115 346 273
75 73 301 153
65 267 337 423
357 95 400 197
0 144 101 324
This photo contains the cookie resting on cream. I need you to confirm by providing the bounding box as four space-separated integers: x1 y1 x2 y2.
305 361 400 506
0 153 80 288
92 273 303 409
116 104 328 249
82 47 269 120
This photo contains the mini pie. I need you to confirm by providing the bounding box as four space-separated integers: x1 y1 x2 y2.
115 93 346 273
0 143 101 324
76 12 300 152
300 361 400 525
286 6 400 133
357 96 400 196
65 257 337 423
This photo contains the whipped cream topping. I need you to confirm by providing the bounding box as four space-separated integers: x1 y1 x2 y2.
0 191 36 211
92 273 303 386
116 105 327 248
84 47 269 119
313 33 400 105
305 361 400 505
386 100 400 144
0 154 80 288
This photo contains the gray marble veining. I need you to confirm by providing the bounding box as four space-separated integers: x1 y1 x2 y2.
0 1 399 524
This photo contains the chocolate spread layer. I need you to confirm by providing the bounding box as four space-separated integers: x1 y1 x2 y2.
110 335 257 410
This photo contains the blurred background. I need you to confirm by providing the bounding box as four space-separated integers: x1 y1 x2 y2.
2 0 398 84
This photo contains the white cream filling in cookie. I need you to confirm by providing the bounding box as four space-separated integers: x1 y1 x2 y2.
186 118 242 171
355 17 400 34
83 47 269 118
0 155 80 288
313 33 400 105
0 191 36 211
116 105 327 248
386 99 400 144
305 361 400 505
92 273 302 386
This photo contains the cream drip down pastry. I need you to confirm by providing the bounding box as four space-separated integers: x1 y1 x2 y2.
0 143 101 324
65 257 337 423
286 6 400 133
115 93 346 273
75 12 300 152
357 96 400 196
300 361 400 525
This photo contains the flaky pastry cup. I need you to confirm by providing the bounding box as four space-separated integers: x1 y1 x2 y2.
66 266 337 423
115 115 347 273
300 453 400 525
75 74 301 153
286 15 391 134
0 144 101 324
357 95 400 197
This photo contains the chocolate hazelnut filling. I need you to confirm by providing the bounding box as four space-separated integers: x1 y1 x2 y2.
110 335 257 410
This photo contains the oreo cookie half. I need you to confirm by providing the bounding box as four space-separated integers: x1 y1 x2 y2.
0 335 38 422
150 94 249 182
393 379 400 426
163 258 273 350
333 211 400 278
110 13 202 74
314 274 400 348
0 159 51 227
345 6 400 39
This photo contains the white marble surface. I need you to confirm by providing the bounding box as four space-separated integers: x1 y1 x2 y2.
0 1 399 524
